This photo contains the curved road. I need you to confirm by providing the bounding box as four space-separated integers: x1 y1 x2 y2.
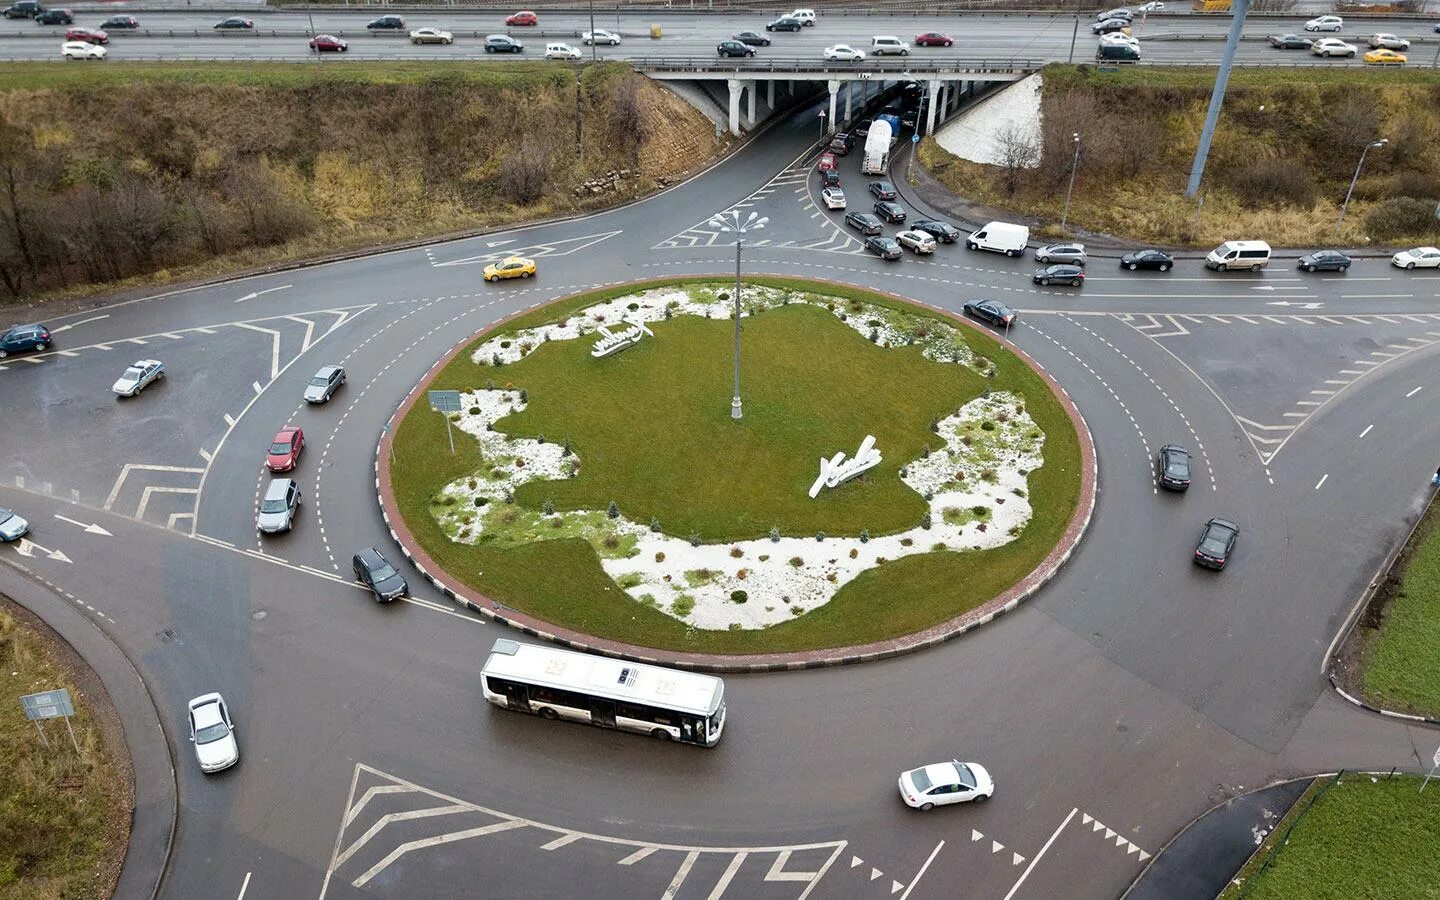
2 62 1439 900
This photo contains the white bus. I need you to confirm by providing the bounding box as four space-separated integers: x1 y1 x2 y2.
480 639 727 747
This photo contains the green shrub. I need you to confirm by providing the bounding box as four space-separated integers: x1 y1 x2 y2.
1365 197 1440 241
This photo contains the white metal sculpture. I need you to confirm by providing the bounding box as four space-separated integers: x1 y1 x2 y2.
591 318 655 358
808 435 882 498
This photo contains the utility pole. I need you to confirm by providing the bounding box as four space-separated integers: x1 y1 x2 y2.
1061 132 1080 231
1336 139 1386 235
575 72 583 157
589 0 597 62
706 211 768 421
1186 0 1251 198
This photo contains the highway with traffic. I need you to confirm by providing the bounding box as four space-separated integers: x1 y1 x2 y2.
3 24 1440 899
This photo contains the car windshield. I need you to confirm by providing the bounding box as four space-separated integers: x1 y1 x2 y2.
260 497 289 514
956 765 978 789
909 768 933 792
121 367 142 380
270 441 292 455
370 560 399 580
309 375 330 387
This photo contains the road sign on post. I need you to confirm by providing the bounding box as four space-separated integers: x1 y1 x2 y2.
20 688 80 753
428 390 463 456
1421 743 1440 794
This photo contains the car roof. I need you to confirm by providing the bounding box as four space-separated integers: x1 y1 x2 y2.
920 762 962 784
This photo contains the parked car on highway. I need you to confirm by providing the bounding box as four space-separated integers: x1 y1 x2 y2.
353 547 408 602
60 40 105 59
304 365 346 404
410 27 454 44
1035 243 1086 265
873 200 906 224
64 26 105 43
213 17 254 29
844 211 883 235
864 236 903 260
1363 48 1406 65
2 1 42 19
1268 33 1312 49
732 30 770 47
1033 264 1085 287
1193 517 1239 570
912 219 960 243
583 28 620 45
824 44 865 61
0 323 51 356
896 230 937 254
99 15 137 29
828 132 853 155
869 180 897 200
545 42 581 59
1304 14 1343 32
1297 250 1351 272
899 761 994 809
788 8 816 25
266 426 305 473
821 187 846 210
506 10 537 26
765 16 802 32
1096 7 1134 21
112 359 164 397
915 32 953 47
1392 246 1440 269
257 478 301 534
1367 32 1409 49
367 14 406 29
717 39 755 58
1156 444 1191 491
35 7 72 24
1120 248 1173 271
187 693 239 773
309 34 348 52
963 299 1016 329
483 256 537 281
484 34 524 53
871 35 910 56
0 507 29 542
1092 18 1131 35
820 169 840 187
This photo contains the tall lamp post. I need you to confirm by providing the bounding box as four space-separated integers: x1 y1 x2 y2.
1336 138 1386 235
706 210 768 420
1060 132 1080 232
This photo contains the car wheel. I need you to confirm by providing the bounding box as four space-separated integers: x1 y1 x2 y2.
920 802 934 811
1348 51 1355 58
1322 50 1330 57
1039 277 1050 286
521 270 532 278
1037 254 1048 263
34 342 46 351
1337 264 1348 272
1126 262 1138 270
538 707 559 720
1072 278 1083 287
649 727 672 740
411 38 419 44
485 45 494 52
1250 264 1262 272
1159 263 1170 272
1007 248 1020 257
945 40 952 46
1303 263 1315 272
1406 262 1416 270
900 49 908 55
975 793 991 803
966 241 976 250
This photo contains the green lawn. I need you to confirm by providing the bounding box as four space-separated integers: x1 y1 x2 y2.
1360 500 1440 716
1222 774 1440 900
391 278 1083 654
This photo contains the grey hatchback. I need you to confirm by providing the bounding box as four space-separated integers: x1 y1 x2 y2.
257 478 301 534
485 34 523 52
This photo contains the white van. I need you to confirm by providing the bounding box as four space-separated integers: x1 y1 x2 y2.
871 35 910 55
966 221 1030 258
788 8 816 25
1205 240 1271 271
544 42 581 59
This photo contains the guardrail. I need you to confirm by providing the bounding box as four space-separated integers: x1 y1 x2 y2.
629 54 1040 71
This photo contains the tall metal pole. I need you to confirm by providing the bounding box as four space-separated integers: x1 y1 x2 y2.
1067 15 1079 64
1185 0 1251 198
732 239 743 420
575 73 583 157
305 0 318 62
1061 132 1080 231
1336 139 1385 235
589 0 597 62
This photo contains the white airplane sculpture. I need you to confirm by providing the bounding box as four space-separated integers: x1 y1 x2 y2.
591 318 655 358
808 435 882 498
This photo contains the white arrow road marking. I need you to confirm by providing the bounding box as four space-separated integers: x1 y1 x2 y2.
850 856 862 868
486 239 515 248
14 538 72 564
49 314 110 333
870 867 882 880
234 285 293 303
53 514 112 536
971 829 983 842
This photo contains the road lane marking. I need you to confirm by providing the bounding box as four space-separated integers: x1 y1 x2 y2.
1003 807 1076 900
352 820 528 888
662 850 701 899
899 840 945 900
1407 386 1423 397
236 872 251 900
1316 473 1328 490
1359 424 1373 438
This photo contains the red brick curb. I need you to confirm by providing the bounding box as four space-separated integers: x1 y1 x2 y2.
376 276 1097 673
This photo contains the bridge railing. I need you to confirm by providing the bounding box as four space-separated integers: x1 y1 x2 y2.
629 55 1039 73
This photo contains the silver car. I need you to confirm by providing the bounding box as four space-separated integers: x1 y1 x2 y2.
304 365 346 404
1368 32 1409 50
1035 243 1087 266
187 693 239 773
257 478 301 533
0 507 29 542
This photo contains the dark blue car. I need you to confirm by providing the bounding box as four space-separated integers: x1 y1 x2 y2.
0 323 51 358
1298 250 1351 272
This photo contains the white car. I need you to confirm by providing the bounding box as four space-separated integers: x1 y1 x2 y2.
821 187 846 210
61 40 106 60
898 761 994 810
545 42 582 59
824 44 865 61
1305 15 1343 32
788 8 816 25
1136 1 1164 11
1367 32 1409 50
187 693 239 773
896 230 938 254
1099 31 1140 48
1392 246 1440 269
582 29 620 45
1310 37 1356 56
113 359 164 397
409 27 454 44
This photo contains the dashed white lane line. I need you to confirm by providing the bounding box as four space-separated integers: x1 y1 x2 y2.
1002 808 1076 900
1315 473 1329 490
898 841 944 900
1406 385 1423 398
235 871 251 900
1359 424 1374 438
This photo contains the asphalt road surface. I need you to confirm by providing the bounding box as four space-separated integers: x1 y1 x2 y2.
2 66 1440 900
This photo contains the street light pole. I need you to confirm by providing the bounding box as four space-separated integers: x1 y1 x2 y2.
1336 138 1386 235
1061 132 1080 231
589 0 597 62
706 210 768 421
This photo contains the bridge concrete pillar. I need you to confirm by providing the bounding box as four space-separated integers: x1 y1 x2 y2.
767 79 775 108
844 83 853 124
727 79 742 136
746 79 758 126
827 80 840 134
925 78 941 136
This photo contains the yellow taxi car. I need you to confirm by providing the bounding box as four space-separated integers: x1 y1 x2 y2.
1362 48 1406 65
482 256 537 282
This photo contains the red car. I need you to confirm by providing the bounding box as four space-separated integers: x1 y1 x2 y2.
505 10 537 25
266 426 305 472
309 34 348 52
65 27 108 44
915 32 953 47
816 152 837 173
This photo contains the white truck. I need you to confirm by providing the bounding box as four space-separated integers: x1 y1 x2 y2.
861 119 893 175
965 221 1030 257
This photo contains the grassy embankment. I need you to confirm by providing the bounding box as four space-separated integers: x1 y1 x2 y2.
919 64 1440 247
0 606 129 897
0 61 721 304
391 278 1082 654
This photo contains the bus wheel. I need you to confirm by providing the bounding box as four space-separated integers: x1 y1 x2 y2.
538 707 559 720
649 728 672 741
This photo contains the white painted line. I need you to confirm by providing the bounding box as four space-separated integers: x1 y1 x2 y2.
541 833 583 851
662 850 701 900
1315 473 1328 490
224 413 237 426
1359 424 1373 438
253 381 264 396
899 840 945 900
1406 386 1423 398
618 846 657 865
236 871 251 900
352 820 527 888
1003 807 1076 900
707 852 748 900
333 804 472 870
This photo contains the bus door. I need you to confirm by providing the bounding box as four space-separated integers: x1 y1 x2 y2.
499 680 529 711
679 716 705 745
591 698 617 729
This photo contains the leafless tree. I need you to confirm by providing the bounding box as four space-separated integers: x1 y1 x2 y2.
992 123 1040 196
498 135 552 205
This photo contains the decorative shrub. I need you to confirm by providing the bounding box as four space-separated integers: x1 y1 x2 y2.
730 547 744 558
468 406 481 415
860 529 870 543
542 498 555 516
789 557 804 568
649 516 661 532
849 548 858 559
655 551 665 562
815 531 825 542
769 525 781 542
607 500 620 518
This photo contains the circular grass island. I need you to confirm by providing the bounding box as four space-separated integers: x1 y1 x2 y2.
384 277 1089 660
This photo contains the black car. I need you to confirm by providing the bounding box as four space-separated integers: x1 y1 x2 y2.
844 211 883 236
100 15 138 28
869 180 897 200
864 236 903 260
485 34 524 52
1092 18 1130 34
1268 33 1312 49
1033 264 1085 287
765 16 802 32
34 7 71 24
1193 517 1239 570
2 1 42 19
820 168 840 187
828 132 854 155
1120 248 1173 272
1297 250 1351 272
0 323 51 357
733 30 770 46
912 219 960 243
367 15 405 29
213 17 253 29
873 200 906 224
963 299 1016 328
855 119 873 137
1157 444 1191 492
353 547 408 602
717 39 754 57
